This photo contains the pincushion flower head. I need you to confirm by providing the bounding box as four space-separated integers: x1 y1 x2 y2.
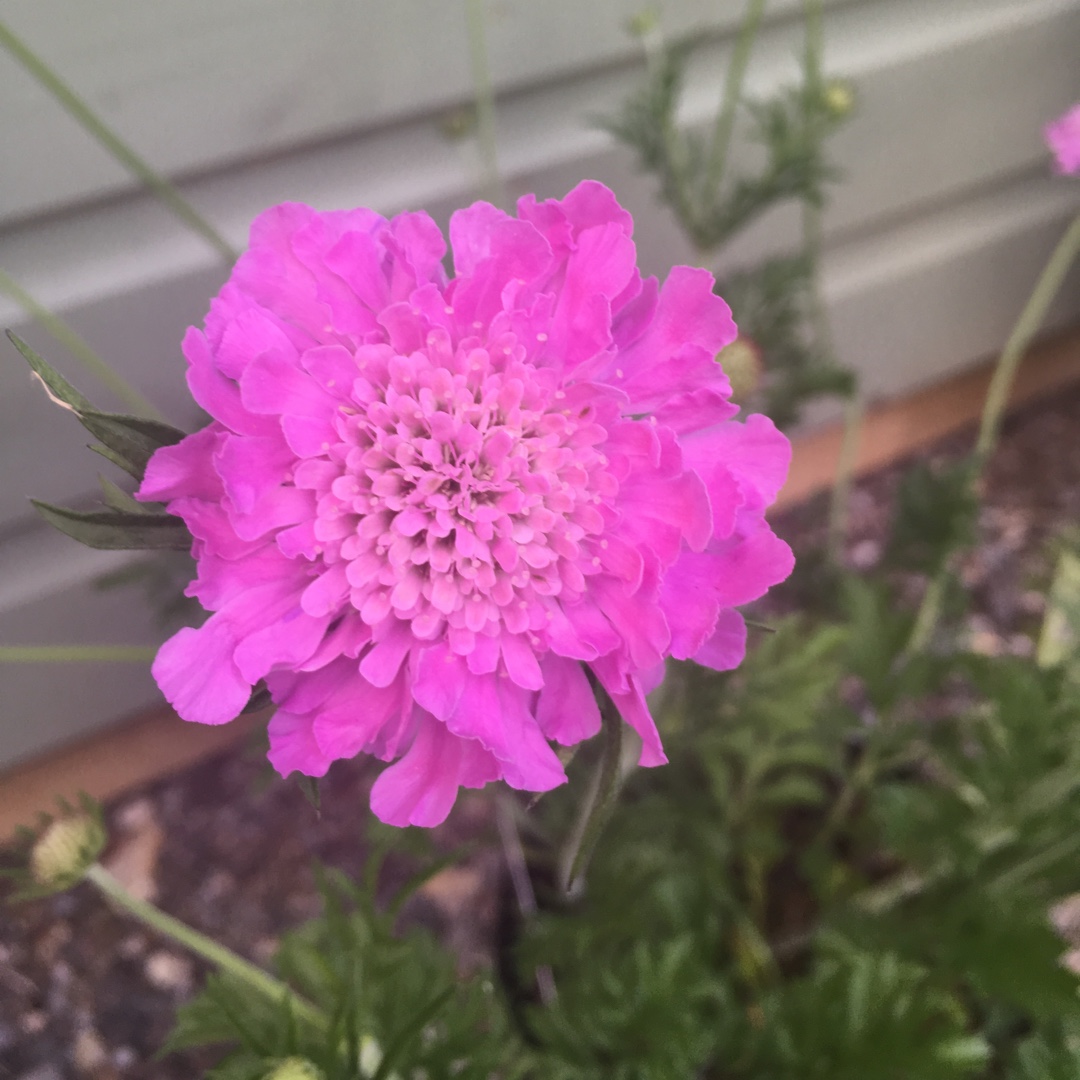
138 181 793 827
1046 103 1080 175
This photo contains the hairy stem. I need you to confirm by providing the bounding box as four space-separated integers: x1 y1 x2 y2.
975 213 1080 464
905 212 1080 658
826 394 862 564
802 0 824 90
85 864 328 1032
496 796 558 1006
464 0 505 208
559 695 625 893
0 269 165 421
704 0 769 197
0 19 236 263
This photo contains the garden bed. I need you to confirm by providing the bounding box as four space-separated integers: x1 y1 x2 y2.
4 376 1080 1080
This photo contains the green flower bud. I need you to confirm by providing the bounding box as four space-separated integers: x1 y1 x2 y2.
627 8 660 38
262 1058 324 1080
29 813 106 893
717 336 763 404
822 79 856 119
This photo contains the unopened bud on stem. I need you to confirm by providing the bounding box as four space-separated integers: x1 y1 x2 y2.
30 813 106 892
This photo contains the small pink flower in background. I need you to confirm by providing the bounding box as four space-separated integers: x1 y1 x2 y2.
1046 103 1080 175
138 181 793 827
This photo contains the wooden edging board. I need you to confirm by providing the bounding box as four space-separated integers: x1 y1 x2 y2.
2 327 1080 841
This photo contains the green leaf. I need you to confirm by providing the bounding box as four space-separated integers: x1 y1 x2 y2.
98 475 157 515
1037 536 1080 668
79 409 186 478
10 331 186 478
30 500 191 550
242 684 274 715
370 986 455 1080
294 776 321 815
8 330 94 413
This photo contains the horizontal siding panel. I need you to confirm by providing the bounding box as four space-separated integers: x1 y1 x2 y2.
0 529 165 768
0 0 834 224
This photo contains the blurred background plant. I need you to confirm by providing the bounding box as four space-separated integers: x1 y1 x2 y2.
603 0 856 429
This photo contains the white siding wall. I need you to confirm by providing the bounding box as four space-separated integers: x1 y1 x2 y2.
1 0 1078 765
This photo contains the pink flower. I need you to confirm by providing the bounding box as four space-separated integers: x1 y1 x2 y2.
139 182 793 827
1046 104 1080 175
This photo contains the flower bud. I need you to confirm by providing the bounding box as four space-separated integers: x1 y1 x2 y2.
822 79 856 119
717 336 763 404
627 8 660 37
29 813 106 893
262 1058 324 1080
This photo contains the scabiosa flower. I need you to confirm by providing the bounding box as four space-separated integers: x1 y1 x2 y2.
138 181 793 827
1046 103 1080 175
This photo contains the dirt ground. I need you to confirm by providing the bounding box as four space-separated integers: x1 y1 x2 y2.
3 381 1080 1080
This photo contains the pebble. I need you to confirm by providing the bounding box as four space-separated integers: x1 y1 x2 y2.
103 798 164 903
143 950 193 994
19 1010 47 1035
848 538 881 569
112 1046 138 1070
72 1026 109 1072
15 1066 62 1080
117 934 146 960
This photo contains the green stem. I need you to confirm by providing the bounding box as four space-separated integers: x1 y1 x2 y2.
803 204 835 351
903 571 947 657
813 742 881 854
0 268 165 421
905 212 1080 658
802 0 825 91
0 645 158 663
85 864 328 1032
0 19 237 264
826 394 862 564
704 0 769 197
975 212 1080 465
464 0 505 208
559 694 625 893
801 0 840 370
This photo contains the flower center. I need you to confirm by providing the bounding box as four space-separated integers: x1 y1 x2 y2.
304 330 616 644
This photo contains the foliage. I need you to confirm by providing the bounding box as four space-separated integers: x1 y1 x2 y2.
8 331 189 549
148 491 1080 1077
167 858 523 1079
884 459 980 576
600 50 846 252
599 25 855 427
719 254 854 428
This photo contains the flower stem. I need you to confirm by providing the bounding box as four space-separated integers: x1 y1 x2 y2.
85 863 328 1033
464 0 505 208
704 0 769 196
496 796 557 1006
0 268 165 421
826 394 862 564
904 211 1080 658
559 694 625 893
975 213 1080 465
0 19 237 264
0 645 158 663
